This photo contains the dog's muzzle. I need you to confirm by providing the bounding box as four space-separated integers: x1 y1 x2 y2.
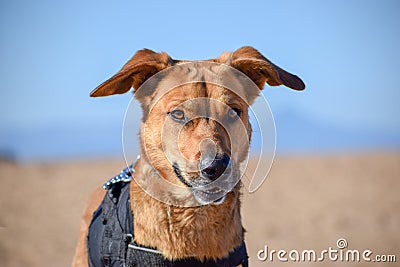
173 154 236 205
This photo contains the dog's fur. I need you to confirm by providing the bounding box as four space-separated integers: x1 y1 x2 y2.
72 46 304 266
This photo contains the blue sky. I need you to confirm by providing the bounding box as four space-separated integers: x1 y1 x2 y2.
0 0 399 161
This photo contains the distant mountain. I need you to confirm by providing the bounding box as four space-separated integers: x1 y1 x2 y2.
272 109 400 153
1 109 399 162
0 120 134 162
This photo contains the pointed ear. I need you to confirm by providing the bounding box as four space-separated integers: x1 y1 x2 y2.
227 46 305 90
90 49 174 97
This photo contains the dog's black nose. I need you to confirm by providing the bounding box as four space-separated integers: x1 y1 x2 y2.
200 154 230 180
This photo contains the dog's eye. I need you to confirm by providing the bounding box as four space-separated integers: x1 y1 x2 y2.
169 109 185 122
228 108 241 121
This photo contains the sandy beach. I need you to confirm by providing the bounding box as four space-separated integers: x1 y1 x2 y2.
1 152 399 266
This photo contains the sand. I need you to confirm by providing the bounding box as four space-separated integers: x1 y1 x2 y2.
0 152 399 266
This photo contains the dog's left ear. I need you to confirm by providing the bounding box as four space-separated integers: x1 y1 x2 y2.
228 46 305 90
90 49 174 97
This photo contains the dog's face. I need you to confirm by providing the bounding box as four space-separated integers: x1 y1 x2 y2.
91 47 304 206
140 66 254 205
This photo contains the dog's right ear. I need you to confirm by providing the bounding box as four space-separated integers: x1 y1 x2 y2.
90 49 174 97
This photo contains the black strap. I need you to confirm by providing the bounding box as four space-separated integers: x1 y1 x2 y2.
126 241 248 267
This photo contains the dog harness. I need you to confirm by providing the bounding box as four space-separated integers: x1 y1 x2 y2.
87 165 249 267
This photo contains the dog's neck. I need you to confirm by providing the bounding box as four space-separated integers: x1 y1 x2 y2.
129 158 244 260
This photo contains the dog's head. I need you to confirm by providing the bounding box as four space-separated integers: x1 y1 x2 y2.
91 47 304 206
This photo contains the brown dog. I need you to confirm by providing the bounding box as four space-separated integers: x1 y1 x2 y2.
72 46 304 266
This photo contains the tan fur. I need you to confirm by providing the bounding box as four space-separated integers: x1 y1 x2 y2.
73 46 304 266
130 159 243 260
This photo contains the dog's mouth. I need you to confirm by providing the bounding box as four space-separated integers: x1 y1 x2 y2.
172 162 234 205
191 187 227 205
